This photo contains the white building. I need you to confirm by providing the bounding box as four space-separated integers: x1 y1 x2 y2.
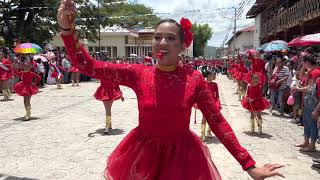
50 26 193 58
226 26 255 55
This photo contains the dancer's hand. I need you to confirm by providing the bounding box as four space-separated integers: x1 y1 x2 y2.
247 164 285 180
57 0 77 35
312 110 319 120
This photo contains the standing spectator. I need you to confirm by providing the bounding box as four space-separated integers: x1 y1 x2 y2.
35 59 45 88
61 54 71 84
294 54 320 152
270 57 289 116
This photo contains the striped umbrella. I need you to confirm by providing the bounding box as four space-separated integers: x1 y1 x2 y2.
14 43 43 54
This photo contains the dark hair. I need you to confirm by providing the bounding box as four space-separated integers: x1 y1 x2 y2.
264 54 272 61
304 47 316 54
207 70 216 76
155 19 184 45
303 54 316 65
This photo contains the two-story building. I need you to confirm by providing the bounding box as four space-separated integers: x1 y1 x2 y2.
226 26 255 55
246 0 320 45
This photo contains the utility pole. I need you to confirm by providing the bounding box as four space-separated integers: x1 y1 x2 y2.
233 7 237 56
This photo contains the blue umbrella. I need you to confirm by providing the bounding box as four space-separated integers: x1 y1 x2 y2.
259 42 288 52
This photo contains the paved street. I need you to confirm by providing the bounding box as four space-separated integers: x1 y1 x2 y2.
1 75 320 180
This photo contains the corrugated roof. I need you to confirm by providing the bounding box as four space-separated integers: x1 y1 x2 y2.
226 26 255 45
246 0 276 18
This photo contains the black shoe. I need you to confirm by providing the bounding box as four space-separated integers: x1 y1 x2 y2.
312 159 320 164
312 163 320 169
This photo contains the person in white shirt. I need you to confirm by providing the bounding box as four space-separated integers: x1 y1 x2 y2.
61 54 71 84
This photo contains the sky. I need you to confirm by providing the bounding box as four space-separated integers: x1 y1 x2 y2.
134 0 255 47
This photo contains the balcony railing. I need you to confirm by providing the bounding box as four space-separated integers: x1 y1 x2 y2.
261 0 320 39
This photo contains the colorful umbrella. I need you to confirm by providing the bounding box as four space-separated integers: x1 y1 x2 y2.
288 33 320 47
14 43 43 54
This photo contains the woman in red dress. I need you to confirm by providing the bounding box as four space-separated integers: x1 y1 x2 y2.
14 61 41 120
200 70 222 142
70 63 80 86
58 1 284 179
94 78 124 134
0 53 14 100
241 74 270 134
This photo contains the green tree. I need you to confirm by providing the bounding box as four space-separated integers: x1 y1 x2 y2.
100 2 161 28
191 23 213 57
0 0 161 47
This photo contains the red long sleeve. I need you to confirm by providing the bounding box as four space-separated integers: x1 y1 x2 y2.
195 76 256 170
61 33 141 88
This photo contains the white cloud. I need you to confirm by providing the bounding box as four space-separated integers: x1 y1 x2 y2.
136 0 254 47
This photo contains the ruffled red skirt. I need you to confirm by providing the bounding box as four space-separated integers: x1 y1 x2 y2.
105 127 221 180
70 66 80 73
51 71 64 79
233 71 245 81
94 86 122 101
0 70 13 80
241 97 270 112
14 83 39 96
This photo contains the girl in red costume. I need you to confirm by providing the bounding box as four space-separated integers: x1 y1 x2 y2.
241 74 270 134
70 63 80 86
233 57 248 100
0 53 14 100
200 70 222 142
58 1 284 179
94 78 124 134
245 50 266 84
49 59 64 89
14 60 41 120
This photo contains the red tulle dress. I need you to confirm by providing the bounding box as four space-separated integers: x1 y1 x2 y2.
62 34 255 180
227 63 237 77
0 58 14 80
233 61 248 81
244 53 266 84
14 71 41 96
69 65 80 73
241 84 270 112
94 79 122 101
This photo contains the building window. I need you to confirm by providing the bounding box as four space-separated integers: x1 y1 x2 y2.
113 47 117 57
89 46 94 52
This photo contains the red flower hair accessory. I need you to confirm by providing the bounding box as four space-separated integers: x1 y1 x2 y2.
180 17 193 48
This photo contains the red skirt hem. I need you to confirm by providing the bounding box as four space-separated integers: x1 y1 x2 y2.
94 86 122 101
14 83 39 96
241 97 270 112
104 128 222 180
